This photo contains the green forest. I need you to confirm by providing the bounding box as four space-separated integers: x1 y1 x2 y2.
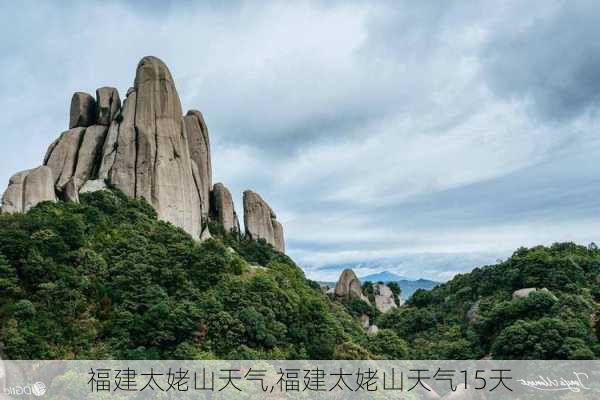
0 189 598 359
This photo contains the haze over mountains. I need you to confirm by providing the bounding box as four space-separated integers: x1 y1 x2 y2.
320 270 439 299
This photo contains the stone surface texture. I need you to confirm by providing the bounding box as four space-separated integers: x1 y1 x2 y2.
243 190 285 252
211 183 238 232
1 56 286 250
1 166 56 213
374 283 397 313
69 92 96 128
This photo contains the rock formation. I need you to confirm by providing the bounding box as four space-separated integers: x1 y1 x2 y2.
273 220 285 253
367 325 379 335
69 92 96 128
334 268 369 303
1 166 56 213
184 110 211 216
96 87 121 125
243 190 285 252
512 288 537 299
80 179 107 194
44 127 86 192
97 56 203 238
360 314 370 329
211 183 239 232
512 287 555 301
466 299 481 325
1 56 286 252
374 283 397 313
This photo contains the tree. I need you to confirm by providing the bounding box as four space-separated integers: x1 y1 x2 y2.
367 329 408 359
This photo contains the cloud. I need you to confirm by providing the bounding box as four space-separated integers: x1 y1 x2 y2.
480 0 600 121
2 1 600 282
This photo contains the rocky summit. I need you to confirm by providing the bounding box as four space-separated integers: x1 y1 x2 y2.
0 56 285 252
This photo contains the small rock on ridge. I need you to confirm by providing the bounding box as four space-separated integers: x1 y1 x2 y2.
96 87 121 125
69 92 96 128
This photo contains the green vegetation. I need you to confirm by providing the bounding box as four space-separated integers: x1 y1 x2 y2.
0 190 598 359
377 243 600 359
0 189 368 359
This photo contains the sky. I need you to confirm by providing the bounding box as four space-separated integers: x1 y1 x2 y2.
2 0 600 282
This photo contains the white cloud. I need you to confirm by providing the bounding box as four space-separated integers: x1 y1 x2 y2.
2 1 600 281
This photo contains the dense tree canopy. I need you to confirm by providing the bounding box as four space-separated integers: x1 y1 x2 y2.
0 190 368 359
377 243 600 359
0 190 598 360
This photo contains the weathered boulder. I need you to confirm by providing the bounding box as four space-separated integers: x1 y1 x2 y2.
69 92 96 128
211 183 238 232
72 125 108 189
1 166 56 213
367 325 379 335
184 110 211 215
98 56 203 238
44 127 86 192
512 288 537 299
63 177 80 203
272 219 285 253
200 226 212 242
80 179 107 194
1 170 30 213
334 268 369 303
243 190 285 252
466 299 481 325
96 87 121 125
374 283 397 313
360 314 370 329
244 190 274 241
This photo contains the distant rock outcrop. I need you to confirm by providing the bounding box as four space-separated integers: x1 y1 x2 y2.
334 269 369 303
1 56 285 252
466 299 481 325
512 288 537 299
512 287 556 301
1 166 56 213
374 283 397 313
360 314 370 329
367 325 379 335
211 183 239 232
243 190 285 252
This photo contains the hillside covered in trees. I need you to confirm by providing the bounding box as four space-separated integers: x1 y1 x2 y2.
0 189 598 359
377 243 600 359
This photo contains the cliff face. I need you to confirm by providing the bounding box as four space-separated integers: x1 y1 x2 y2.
1 56 285 252
243 190 285 253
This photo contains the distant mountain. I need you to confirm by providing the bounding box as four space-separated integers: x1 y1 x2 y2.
320 271 440 299
360 271 410 282
394 279 440 299
360 271 440 298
